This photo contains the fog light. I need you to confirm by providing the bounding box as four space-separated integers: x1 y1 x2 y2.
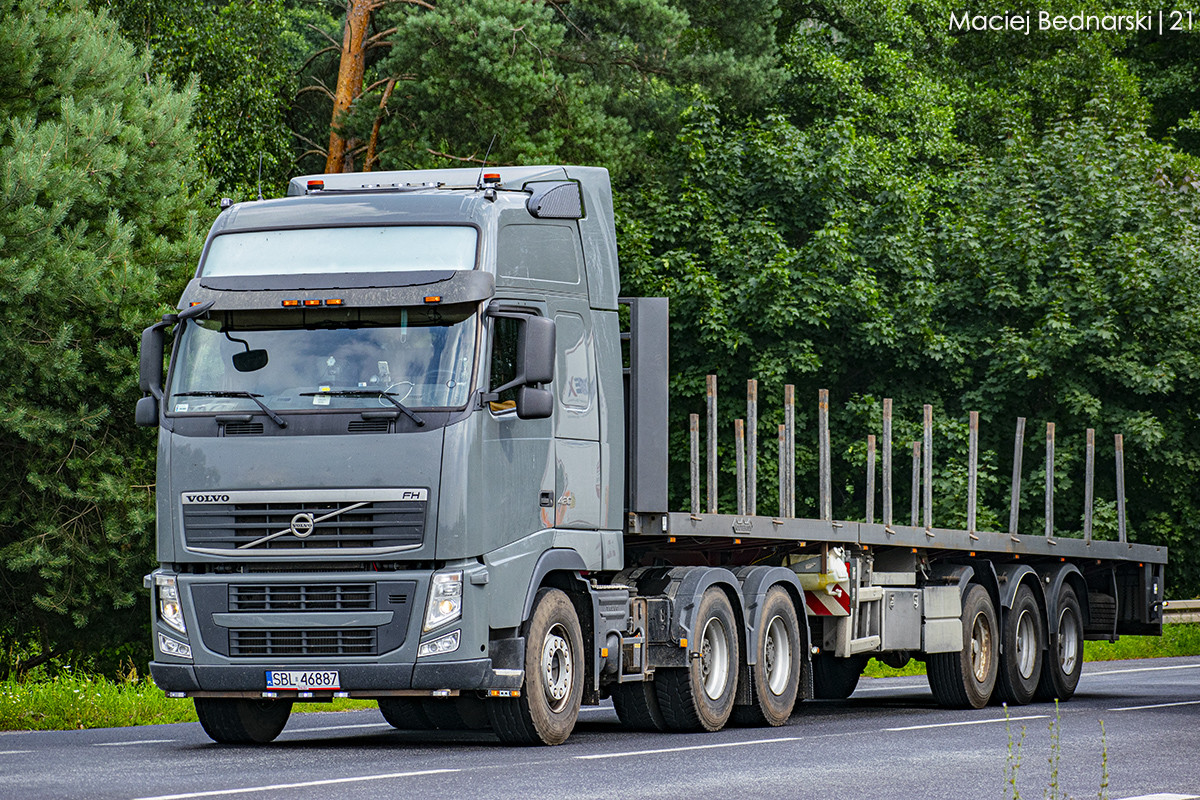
157 633 192 659
417 630 460 657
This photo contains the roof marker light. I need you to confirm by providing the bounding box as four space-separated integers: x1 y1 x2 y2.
325 298 343 306
282 299 300 307
303 299 321 306
424 296 442 304
307 180 325 193
482 173 501 185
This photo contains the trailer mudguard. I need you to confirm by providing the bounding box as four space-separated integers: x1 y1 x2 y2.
1038 563 1090 636
732 566 809 667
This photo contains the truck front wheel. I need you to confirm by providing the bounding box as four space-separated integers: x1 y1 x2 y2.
194 697 292 744
655 587 739 732
488 588 584 745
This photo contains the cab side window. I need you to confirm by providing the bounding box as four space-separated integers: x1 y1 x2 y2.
488 317 519 413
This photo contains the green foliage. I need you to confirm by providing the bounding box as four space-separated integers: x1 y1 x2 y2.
344 0 783 176
0 0 210 663
96 0 328 197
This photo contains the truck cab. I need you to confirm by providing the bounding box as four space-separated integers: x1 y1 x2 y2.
139 167 635 745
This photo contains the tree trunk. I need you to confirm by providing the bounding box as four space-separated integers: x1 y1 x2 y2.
326 0 379 173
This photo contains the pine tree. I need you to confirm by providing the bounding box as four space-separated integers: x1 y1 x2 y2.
0 0 211 674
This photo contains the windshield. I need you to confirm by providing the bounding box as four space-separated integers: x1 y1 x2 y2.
200 226 477 277
167 307 477 414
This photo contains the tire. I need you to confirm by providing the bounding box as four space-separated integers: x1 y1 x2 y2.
655 587 739 732
1035 584 1083 702
927 583 999 709
811 654 866 700
194 697 293 744
611 680 669 732
731 587 801 726
378 698 434 730
487 588 584 745
996 585 1045 706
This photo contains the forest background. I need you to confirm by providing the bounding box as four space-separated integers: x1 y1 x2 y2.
1 0 1197 678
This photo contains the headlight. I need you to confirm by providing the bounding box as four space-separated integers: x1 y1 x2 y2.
417 630 460 657
423 571 463 631
156 574 186 635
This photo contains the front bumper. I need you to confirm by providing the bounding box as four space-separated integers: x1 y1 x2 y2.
149 656 523 697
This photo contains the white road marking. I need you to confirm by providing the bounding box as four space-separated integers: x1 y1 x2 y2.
0 750 33 755
93 739 176 747
886 714 1047 731
283 722 392 734
853 682 929 693
576 736 802 760
131 768 459 800
1117 794 1200 800
1089 663 1200 677
1108 699 1200 712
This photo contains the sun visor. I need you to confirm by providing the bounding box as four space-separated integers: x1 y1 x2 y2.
179 270 494 312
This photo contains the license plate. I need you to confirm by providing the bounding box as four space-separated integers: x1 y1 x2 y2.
265 670 340 690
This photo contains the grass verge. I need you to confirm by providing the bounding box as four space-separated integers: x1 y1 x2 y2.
0 672 376 732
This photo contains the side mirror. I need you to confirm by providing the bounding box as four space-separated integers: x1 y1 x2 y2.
516 386 553 420
135 396 160 427
518 316 555 385
139 324 165 397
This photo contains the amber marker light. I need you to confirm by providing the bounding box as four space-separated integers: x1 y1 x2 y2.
424 295 442 304
282 299 300 307
303 299 321 306
324 298 344 306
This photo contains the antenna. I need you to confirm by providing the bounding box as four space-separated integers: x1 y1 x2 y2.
475 134 498 189
256 153 264 201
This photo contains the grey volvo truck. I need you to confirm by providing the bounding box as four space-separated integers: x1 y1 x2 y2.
137 166 1166 746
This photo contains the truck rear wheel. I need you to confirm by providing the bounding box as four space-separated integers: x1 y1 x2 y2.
488 588 583 745
811 653 866 700
655 587 739 732
996 585 1044 706
194 697 293 744
611 680 669 731
1035 584 1083 702
732 586 801 726
927 583 998 709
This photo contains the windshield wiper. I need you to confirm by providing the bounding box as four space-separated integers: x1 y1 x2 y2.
299 389 426 428
173 391 287 429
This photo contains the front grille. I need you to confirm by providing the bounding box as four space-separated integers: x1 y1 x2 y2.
183 492 427 551
229 583 375 611
229 628 377 656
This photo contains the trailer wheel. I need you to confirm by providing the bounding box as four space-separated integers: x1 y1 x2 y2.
378 698 434 730
611 680 669 731
732 587 801 726
194 697 293 744
811 654 867 700
655 587 739 732
996 585 1044 706
927 583 998 709
488 588 583 745
1035 584 1083 702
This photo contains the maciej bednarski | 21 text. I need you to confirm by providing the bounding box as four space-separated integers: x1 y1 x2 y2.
949 10 1194 34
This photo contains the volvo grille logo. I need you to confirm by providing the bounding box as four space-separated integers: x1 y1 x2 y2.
289 513 315 538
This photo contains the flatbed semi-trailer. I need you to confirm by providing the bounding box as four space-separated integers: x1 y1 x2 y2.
136 165 1165 746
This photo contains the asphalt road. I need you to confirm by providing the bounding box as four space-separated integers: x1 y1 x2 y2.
3 656 1198 800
